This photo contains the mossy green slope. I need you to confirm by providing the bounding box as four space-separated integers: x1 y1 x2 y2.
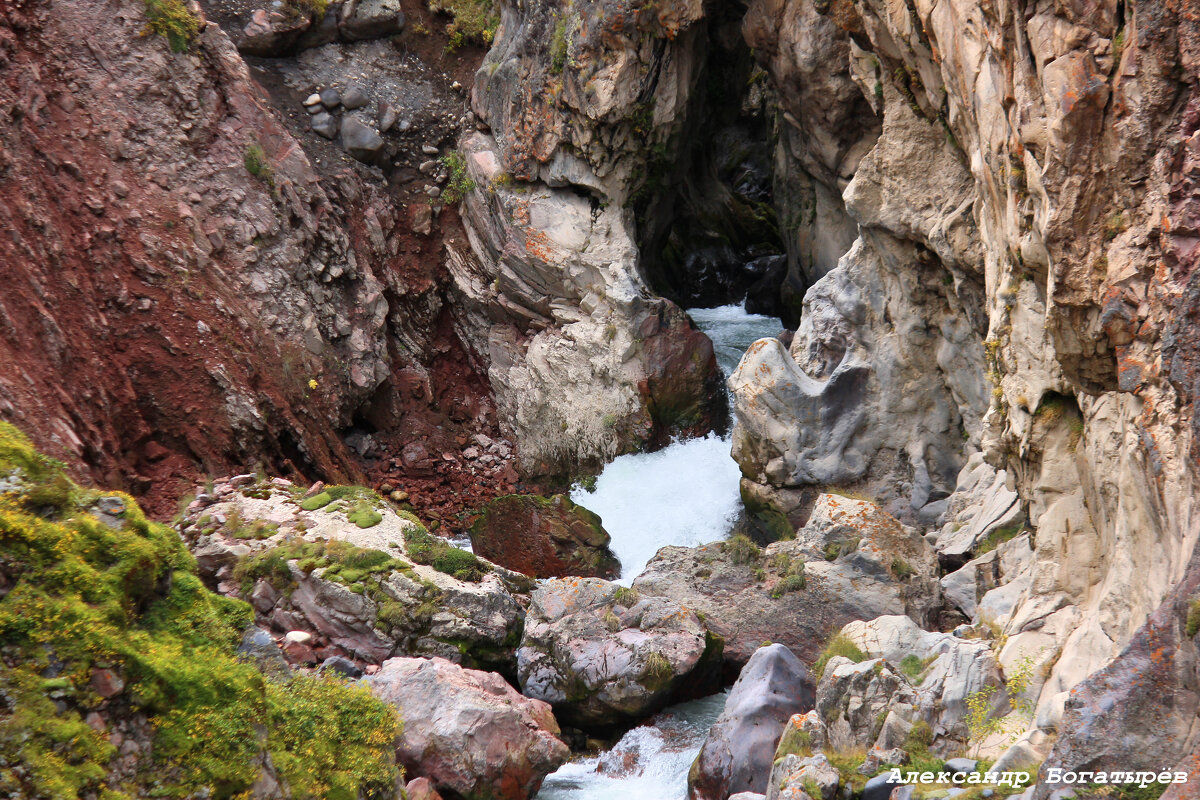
0 423 401 800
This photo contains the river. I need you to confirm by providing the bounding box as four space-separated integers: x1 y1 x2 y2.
540 303 781 800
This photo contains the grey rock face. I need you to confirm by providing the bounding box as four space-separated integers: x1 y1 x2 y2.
340 0 406 41
766 753 840 800
517 577 722 729
688 644 815 800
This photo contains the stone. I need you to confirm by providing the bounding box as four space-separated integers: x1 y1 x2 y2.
341 117 384 163
689 644 815 800
405 777 444 800
319 655 363 679
634 494 939 668
319 87 341 110
378 101 398 133
239 8 311 56
765 753 840 800
945 758 978 776
90 667 124 698
468 494 620 579
303 93 321 107
342 84 368 110
862 770 904 800
311 112 339 139
237 628 290 681
366 657 568 800
421 144 439 155
517 577 722 729
340 0 405 41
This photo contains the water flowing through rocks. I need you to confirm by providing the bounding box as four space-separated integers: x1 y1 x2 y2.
569 305 782 583
536 692 729 800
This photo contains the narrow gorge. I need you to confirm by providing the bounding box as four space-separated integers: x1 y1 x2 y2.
1 0 1198 797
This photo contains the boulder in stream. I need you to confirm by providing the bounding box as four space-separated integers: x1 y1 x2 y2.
688 643 815 800
366 656 569 800
468 493 621 579
634 494 940 668
517 577 723 730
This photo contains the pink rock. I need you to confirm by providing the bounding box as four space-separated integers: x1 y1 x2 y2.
405 777 444 800
90 668 124 698
367 657 569 800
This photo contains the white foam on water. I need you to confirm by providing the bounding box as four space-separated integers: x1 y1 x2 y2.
536 692 729 800
569 432 744 584
569 303 781 584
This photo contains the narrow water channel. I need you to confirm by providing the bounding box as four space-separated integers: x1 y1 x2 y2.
541 303 781 799
569 303 783 583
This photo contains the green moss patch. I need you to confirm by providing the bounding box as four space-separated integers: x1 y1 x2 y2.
0 423 401 799
403 528 489 582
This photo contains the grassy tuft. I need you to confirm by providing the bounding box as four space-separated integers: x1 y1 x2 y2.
440 152 475 204
403 527 488 582
812 633 867 680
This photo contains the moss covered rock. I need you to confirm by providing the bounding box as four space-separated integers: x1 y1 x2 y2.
0 423 401 799
469 494 620 579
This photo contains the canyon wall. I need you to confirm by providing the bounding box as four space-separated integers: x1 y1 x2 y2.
463 0 1200 774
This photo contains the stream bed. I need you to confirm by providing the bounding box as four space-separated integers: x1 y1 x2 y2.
543 303 780 799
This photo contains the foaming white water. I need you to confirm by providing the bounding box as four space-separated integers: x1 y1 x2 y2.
570 433 744 583
571 303 781 583
537 692 728 800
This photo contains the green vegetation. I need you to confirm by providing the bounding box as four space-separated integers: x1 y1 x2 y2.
550 14 570 74
823 537 859 561
900 720 944 773
889 557 915 580
347 500 384 529
899 653 937 682
142 0 201 52
0 423 401 799
721 533 761 565
440 151 476 204
812 633 867 680
243 141 274 189
976 523 1023 555
964 651 1038 754
613 586 640 607
403 527 488 582
433 0 500 49
769 553 806 598
284 0 330 17
1187 598 1200 638
235 537 409 594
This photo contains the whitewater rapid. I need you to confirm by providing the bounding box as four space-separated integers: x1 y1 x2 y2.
569 303 781 583
536 692 729 800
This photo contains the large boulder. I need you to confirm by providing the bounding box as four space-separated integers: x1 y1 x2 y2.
468 494 620 579
340 0 406 41
634 494 940 667
517 578 723 729
179 479 532 676
366 656 569 800
688 644 815 800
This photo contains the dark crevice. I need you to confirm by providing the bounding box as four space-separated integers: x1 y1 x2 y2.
629 8 787 315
